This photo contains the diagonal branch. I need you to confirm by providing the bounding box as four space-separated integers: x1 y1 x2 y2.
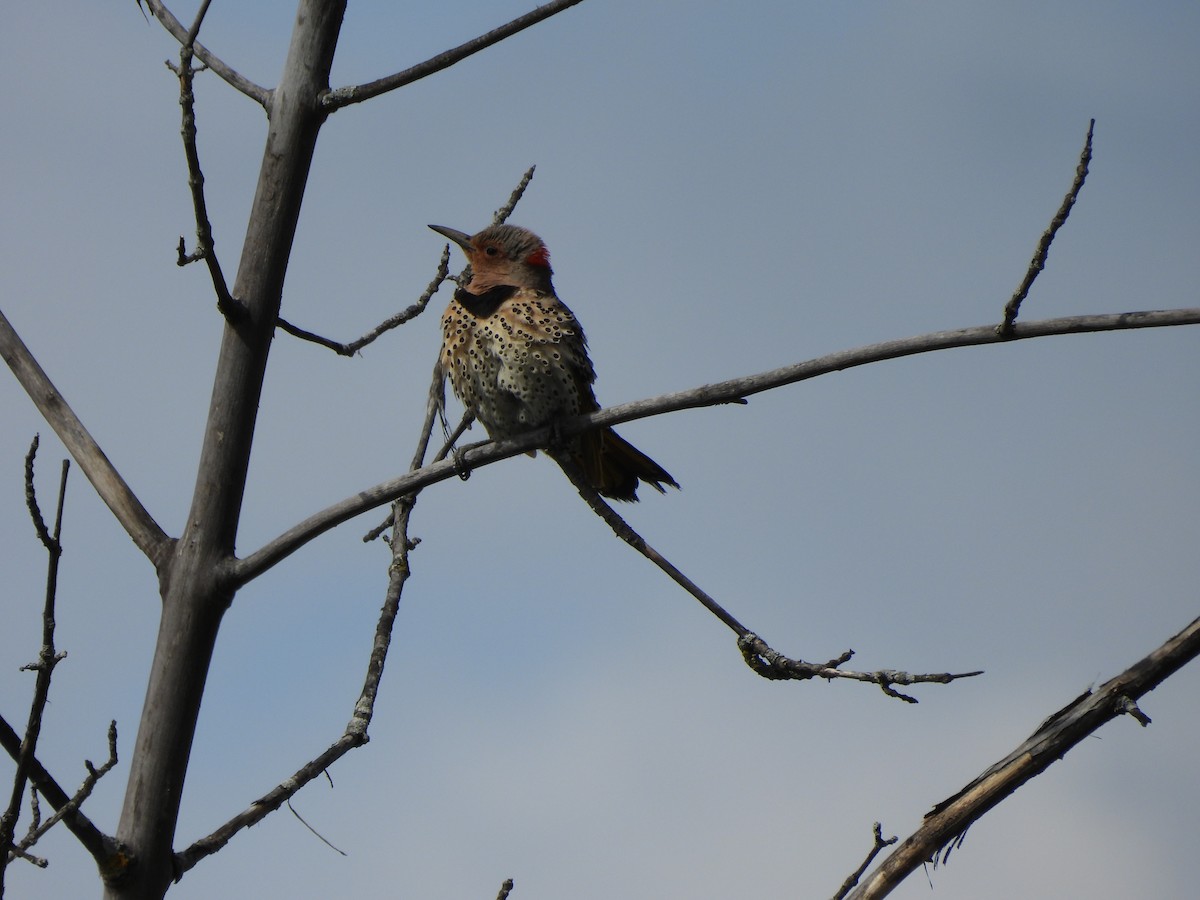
549 449 748 634
551 449 979 700
322 0 587 110
834 824 898 900
230 306 1200 586
998 119 1095 335
278 162 535 355
141 0 270 106
0 308 172 567
11 723 121 868
0 716 122 871
174 369 441 877
843 613 1200 899
276 246 449 355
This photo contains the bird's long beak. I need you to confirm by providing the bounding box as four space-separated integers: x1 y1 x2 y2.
427 224 473 249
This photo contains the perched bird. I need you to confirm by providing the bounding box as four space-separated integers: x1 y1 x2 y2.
430 222 678 502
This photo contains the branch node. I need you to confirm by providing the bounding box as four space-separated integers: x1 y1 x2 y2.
1116 694 1151 727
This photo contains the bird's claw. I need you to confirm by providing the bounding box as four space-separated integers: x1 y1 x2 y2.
451 447 471 481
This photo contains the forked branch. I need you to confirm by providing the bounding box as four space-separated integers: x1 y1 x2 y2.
551 450 980 700
0 715 121 874
141 0 269 105
276 246 449 354
322 1 587 110
174 371 441 877
842 613 1200 899
231 305 1200 586
1 440 123 877
278 163 536 355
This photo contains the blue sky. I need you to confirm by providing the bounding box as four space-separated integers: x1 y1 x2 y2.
2 2 1198 898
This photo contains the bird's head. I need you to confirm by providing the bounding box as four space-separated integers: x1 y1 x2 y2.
429 223 554 294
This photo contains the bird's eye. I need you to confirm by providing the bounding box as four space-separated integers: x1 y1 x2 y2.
484 246 499 257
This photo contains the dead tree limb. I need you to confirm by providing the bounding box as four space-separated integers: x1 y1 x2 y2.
322 2 587 110
174 355 441 877
231 306 1200 585
841 613 1200 899
277 162 535 355
0 310 171 567
551 449 981 699
999 119 1095 335
141 0 269 105
168 0 241 320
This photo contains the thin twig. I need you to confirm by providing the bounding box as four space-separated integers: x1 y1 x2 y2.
286 799 347 856
551 450 978 699
496 878 515 900
843 613 1200 899
168 2 242 321
13 723 120 861
0 717 122 869
22 436 55 552
363 379 469 543
998 120 1095 335
549 449 748 635
230 305 1200 586
738 635 981 702
323 1 587 110
280 162 535 354
1 445 69 881
277 246 450 354
834 823 899 900
174 370 441 877
142 0 270 105
492 166 537 225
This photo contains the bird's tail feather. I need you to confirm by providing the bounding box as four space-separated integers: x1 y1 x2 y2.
575 429 678 502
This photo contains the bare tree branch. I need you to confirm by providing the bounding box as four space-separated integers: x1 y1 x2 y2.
322 1 587 110
277 245 449 354
0 716 122 872
285 798 347 856
0 309 172 567
1 444 68 884
174 372 437 878
834 823 898 900
11 724 120 866
231 306 1200 586
550 450 979 698
999 120 1095 335
843 613 1200 899
21 436 57 552
490 165 537 226
1 449 124 877
549 449 748 634
738 635 981 702
278 161 535 355
141 0 270 106
167 1 242 321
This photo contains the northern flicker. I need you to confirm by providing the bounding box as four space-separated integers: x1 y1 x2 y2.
430 223 678 502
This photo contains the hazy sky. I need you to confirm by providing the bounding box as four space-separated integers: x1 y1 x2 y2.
2 2 1198 898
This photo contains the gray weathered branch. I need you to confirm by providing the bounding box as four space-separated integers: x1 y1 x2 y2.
232 306 1200 585
322 0 587 110
842 613 1200 899
0 309 172 567
141 0 270 105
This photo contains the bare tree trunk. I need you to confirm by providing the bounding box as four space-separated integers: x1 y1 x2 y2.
103 3 346 897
